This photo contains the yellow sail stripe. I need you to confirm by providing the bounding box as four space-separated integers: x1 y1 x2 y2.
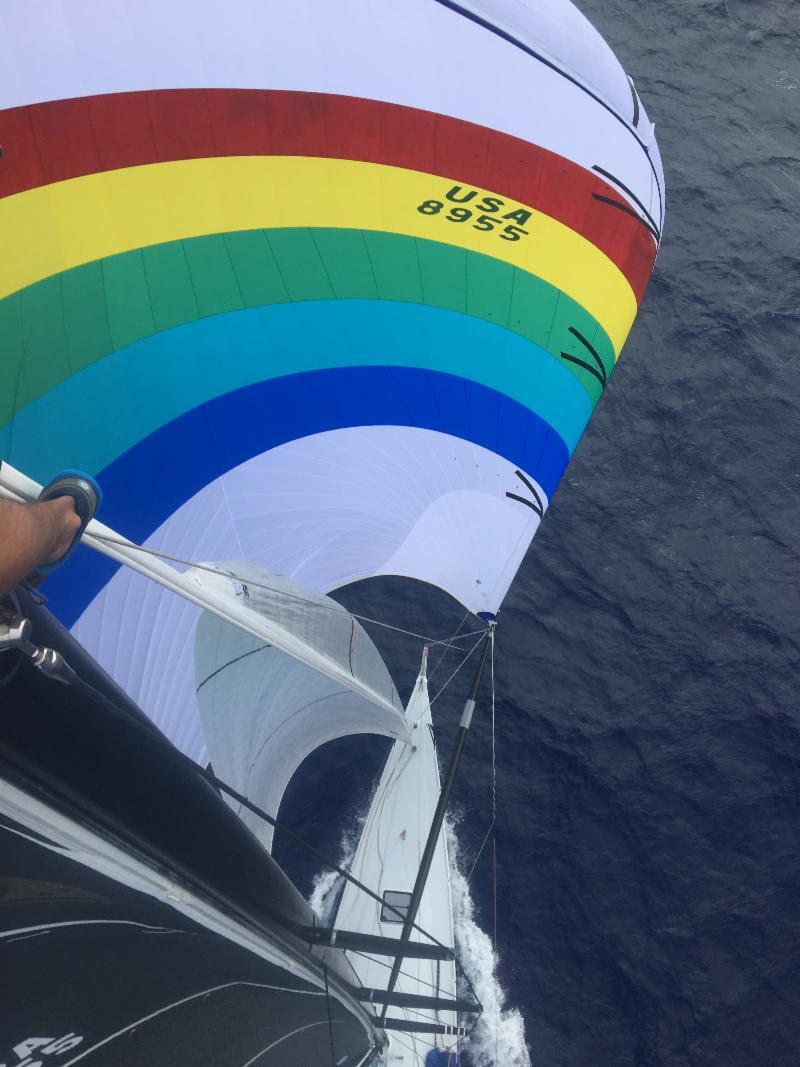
0 156 636 355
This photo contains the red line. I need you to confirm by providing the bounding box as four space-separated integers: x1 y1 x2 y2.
0 89 656 302
493 833 499 1063
492 835 498 953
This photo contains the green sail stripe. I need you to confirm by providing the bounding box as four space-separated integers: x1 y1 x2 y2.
0 227 614 428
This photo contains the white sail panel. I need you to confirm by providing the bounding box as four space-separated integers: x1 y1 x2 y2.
453 0 640 120
193 565 408 851
175 429 544 618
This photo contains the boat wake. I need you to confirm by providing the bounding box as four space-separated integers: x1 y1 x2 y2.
308 823 360 923
309 820 531 1066
448 824 532 1067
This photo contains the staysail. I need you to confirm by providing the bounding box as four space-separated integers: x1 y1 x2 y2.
193 563 408 850
0 0 662 745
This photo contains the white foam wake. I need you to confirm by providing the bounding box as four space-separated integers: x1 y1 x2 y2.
449 824 532 1067
308 821 361 923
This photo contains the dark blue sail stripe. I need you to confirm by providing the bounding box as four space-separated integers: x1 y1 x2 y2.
43 366 569 625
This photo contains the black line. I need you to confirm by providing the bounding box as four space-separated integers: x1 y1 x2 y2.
323 961 337 1067
592 193 661 242
567 325 608 385
506 491 542 516
592 164 661 237
559 352 607 388
196 644 269 693
513 468 545 515
431 0 664 215
627 76 640 127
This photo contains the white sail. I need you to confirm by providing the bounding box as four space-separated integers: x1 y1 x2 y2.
193 563 409 851
0 464 407 743
334 651 458 1065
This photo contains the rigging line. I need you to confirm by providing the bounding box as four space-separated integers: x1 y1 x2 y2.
465 818 495 885
323 959 337 1067
349 951 452 990
455 969 482 1042
351 951 481 1018
384 1030 422 1060
429 632 486 706
352 950 482 1041
494 836 499 1067
491 627 497 823
366 993 458 1028
88 531 483 650
491 626 499 1066
429 609 472 681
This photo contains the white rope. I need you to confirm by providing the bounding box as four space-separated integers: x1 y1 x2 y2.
465 817 495 885
429 632 486 706
429 609 472 680
89 531 487 650
465 625 497 885
491 625 497 824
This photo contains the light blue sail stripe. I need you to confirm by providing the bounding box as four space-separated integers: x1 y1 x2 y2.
0 299 590 481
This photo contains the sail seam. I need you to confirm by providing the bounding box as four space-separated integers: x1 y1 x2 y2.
196 644 268 692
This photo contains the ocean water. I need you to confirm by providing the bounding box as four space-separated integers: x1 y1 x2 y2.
279 2 800 1063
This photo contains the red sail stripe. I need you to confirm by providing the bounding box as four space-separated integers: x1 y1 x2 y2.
0 88 656 301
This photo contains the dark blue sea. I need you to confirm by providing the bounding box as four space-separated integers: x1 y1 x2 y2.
278 2 800 1063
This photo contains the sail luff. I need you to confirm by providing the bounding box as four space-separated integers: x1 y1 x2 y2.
0 462 410 731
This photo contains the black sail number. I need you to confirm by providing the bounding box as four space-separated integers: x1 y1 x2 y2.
417 186 532 242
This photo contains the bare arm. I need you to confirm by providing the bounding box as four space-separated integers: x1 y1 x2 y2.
0 498 81 598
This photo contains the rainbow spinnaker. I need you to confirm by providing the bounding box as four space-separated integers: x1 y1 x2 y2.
0 0 663 752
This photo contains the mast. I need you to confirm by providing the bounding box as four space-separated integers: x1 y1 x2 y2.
379 626 493 1022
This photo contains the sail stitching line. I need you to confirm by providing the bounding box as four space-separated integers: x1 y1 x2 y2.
196 644 269 692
